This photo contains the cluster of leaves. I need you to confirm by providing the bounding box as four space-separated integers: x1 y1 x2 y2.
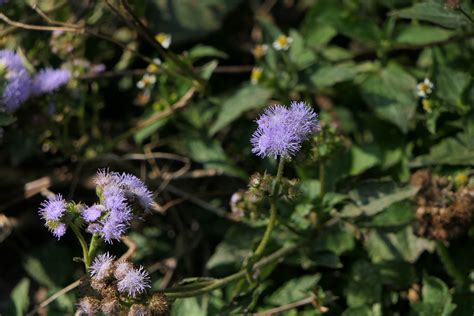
1 0 473 315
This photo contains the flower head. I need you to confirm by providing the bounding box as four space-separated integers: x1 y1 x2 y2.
114 260 133 279
136 74 156 89
117 173 154 211
117 266 151 298
82 204 104 222
272 35 293 51
417 78 434 98
0 49 32 112
90 252 115 281
155 33 171 49
252 44 268 59
31 68 70 96
251 102 319 158
78 297 100 315
39 194 67 222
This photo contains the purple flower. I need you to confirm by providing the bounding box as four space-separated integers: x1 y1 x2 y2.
90 252 115 281
117 266 151 298
52 222 67 239
0 49 32 112
114 260 133 279
31 68 70 96
39 194 67 221
251 102 319 158
82 204 104 222
118 173 154 211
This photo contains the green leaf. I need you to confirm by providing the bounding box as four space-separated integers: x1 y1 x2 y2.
360 63 418 133
172 297 207 316
395 26 453 45
266 274 320 306
0 112 16 127
209 85 272 135
9 278 30 316
342 305 375 316
390 1 470 29
349 145 380 176
340 181 419 218
133 117 169 144
346 260 382 307
412 126 474 166
188 45 228 61
288 30 317 69
365 226 435 263
435 66 470 107
362 201 416 228
314 222 356 255
311 63 361 89
23 256 56 288
412 276 457 316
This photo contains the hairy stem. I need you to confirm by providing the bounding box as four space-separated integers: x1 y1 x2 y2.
87 234 100 267
254 158 285 257
164 241 301 298
68 222 90 270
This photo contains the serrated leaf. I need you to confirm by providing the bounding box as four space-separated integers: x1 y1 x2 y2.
360 63 417 133
266 274 320 306
346 260 382 307
10 278 30 316
365 226 435 263
341 181 419 218
390 1 470 29
311 63 360 89
412 276 457 315
209 85 272 135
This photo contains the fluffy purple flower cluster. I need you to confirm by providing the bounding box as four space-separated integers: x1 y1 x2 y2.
251 101 320 158
90 252 151 298
0 49 70 112
83 170 154 243
38 194 68 239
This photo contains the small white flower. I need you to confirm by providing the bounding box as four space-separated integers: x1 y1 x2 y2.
417 78 434 98
272 35 293 51
155 33 172 49
253 44 268 59
136 74 157 89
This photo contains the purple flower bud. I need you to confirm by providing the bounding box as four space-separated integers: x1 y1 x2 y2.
251 102 320 158
39 194 67 222
117 266 151 298
0 49 32 112
31 68 70 96
90 252 115 281
82 204 104 222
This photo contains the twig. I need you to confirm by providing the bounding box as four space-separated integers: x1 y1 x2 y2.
0 13 81 32
254 295 316 316
120 236 137 261
27 279 82 316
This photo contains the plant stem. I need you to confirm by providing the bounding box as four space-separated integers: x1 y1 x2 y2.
319 159 326 200
87 234 100 267
253 158 285 257
164 241 301 298
68 222 90 270
435 241 464 287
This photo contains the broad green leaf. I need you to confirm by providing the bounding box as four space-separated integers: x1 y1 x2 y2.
435 66 470 107
289 30 317 69
342 305 374 316
365 226 435 263
350 145 380 176
23 256 56 288
172 297 207 316
341 181 419 217
314 223 356 255
209 85 272 135
361 201 416 228
360 63 418 133
0 112 16 127
412 276 457 316
395 26 453 45
311 63 360 89
346 260 382 307
335 17 382 45
266 274 320 306
412 128 474 166
377 261 416 289
390 1 470 29
10 278 30 316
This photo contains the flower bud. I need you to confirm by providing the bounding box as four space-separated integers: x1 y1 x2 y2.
148 292 170 315
78 296 100 315
100 297 120 315
128 304 150 316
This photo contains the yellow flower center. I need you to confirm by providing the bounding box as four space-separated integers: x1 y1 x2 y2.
277 35 289 47
253 45 267 59
147 64 159 73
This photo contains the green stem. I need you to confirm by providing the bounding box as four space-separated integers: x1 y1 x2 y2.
319 159 326 200
69 222 90 270
164 241 301 298
435 241 464 287
87 234 100 267
253 158 285 257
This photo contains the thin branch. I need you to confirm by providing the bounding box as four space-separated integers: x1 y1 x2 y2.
254 295 316 316
0 13 81 32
